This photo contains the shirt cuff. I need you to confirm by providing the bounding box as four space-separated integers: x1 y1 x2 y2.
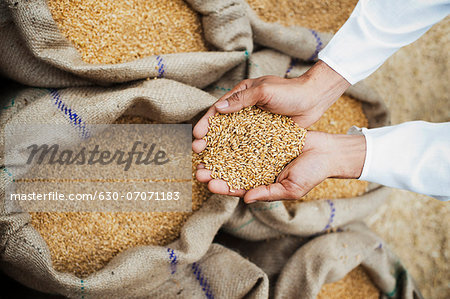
317 54 357 85
358 127 372 181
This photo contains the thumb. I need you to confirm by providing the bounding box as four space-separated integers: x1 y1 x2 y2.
215 88 260 113
243 183 289 204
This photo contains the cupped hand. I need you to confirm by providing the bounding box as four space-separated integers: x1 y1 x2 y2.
192 60 350 154
195 131 367 203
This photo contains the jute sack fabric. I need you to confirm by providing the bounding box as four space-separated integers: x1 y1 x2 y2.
0 0 247 88
0 0 329 88
221 49 390 240
0 195 268 298
146 244 268 299
0 83 268 298
0 79 216 169
274 222 422 299
216 222 422 299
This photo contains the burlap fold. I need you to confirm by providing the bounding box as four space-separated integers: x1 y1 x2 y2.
216 222 422 299
0 80 267 297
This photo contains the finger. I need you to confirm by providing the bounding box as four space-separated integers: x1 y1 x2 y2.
208 179 246 197
192 139 207 153
217 79 253 104
243 183 289 203
193 81 251 140
193 105 217 139
215 87 261 114
276 153 329 200
276 161 294 183
195 168 213 183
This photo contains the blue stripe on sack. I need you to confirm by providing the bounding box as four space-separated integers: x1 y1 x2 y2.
167 248 178 274
232 217 255 232
232 202 282 232
191 262 214 299
386 262 407 297
156 56 165 78
80 279 86 299
244 50 259 67
307 29 323 61
49 89 90 139
321 199 336 231
212 86 232 92
285 58 299 78
249 201 282 212
2 97 15 110
3 167 14 182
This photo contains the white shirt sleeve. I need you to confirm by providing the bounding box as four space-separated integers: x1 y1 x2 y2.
358 121 450 201
318 0 450 84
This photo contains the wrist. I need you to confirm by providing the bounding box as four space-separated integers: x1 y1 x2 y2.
327 134 366 179
295 60 351 113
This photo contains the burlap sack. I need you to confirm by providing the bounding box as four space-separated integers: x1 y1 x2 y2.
0 79 215 168
0 0 251 88
0 196 269 298
147 244 268 299
0 83 269 298
0 0 330 88
216 222 422 299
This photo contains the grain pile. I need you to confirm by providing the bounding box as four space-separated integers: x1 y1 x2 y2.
317 266 380 299
308 95 368 135
47 0 209 64
198 106 307 190
247 0 358 33
30 115 211 277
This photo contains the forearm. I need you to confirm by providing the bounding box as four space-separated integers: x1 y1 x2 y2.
327 134 366 179
303 131 366 180
295 60 351 116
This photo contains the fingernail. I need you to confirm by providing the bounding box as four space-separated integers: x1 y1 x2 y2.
245 199 256 204
215 100 229 109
